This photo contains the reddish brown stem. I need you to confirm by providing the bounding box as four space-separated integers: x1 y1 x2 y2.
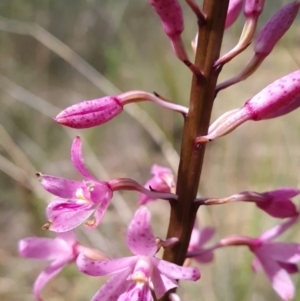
160 0 229 299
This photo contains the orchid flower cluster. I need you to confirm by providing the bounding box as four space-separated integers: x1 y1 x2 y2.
19 1 300 300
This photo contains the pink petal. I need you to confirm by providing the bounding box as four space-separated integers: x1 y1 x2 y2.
85 190 112 230
151 266 177 299
71 136 96 180
278 262 299 274
255 250 295 300
251 257 261 272
151 165 172 177
46 200 95 232
38 174 82 198
262 243 300 264
197 227 215 246
89 182 113 205
77 253 137 276
139 165 174 205
19 237 71 260
90 271 131 301
189 224 201 250
118 282 152 301
194 250 214 264
126 207 157 256
259 216 299 242
264 187 300 200
256 198 298 218
33 259 68 301
152 258 200 281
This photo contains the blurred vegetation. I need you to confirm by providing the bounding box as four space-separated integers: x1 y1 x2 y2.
0 0 299 300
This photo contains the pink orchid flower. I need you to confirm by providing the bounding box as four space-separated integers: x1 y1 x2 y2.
77 207 200 301
19 231 79 301
218 216 300 300
254 188 299 218
188 220 215 263
203 187 300 219
39 136 113 232
250 217 300 301
139 165 175 205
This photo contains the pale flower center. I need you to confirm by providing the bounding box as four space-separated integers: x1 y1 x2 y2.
75 187 93 204
132 271 148 284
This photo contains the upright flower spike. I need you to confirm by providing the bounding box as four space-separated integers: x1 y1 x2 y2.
216 0 266 66
55 91 188 129
77 207 200 301
196 70 300 143
149 0 201 75
18 231 106 301
217 2 300 92
39 136 113 232
138 164 176 205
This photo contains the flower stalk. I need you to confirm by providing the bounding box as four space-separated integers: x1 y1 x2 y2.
161 1 230 297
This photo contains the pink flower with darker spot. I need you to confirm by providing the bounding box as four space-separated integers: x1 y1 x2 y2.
19 232 77 300
139 165 175 205
250 216 300 301
39 136 113 232
77 207 200 301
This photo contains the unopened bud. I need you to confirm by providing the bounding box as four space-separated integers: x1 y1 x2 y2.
149 0 183 38
255 2 300 56
244 0 266 18
226 0 244 28
55 96 123 129
217 2 300 93
197 70 300 143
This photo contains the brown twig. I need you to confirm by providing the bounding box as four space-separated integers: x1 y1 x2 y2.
161 0 230 299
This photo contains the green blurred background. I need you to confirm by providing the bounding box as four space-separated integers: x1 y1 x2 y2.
0 0 299 300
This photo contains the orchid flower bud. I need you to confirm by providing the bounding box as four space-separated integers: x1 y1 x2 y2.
244 0 266 19
149 0 201 75
149 0 183 38
255 1 300 57
217 2 300 92
56 91 188 129
216 0 266 66
55 96 122 129
225 0 244 28
196 70 300 143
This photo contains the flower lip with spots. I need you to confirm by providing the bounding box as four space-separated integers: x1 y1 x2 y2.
77 206 200 301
